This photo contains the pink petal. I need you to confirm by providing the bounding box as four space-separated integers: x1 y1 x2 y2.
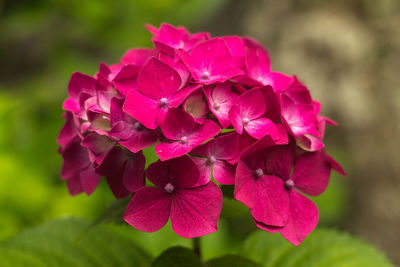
57 112 78 147
81 133 115 165
123 89 160 129
147 155 200 189
245 117 278 140
296 134 325 152
66 174 84 196
236 88 266 120
229 105 244 134
112 64 141 95
234 159 257 208
250 175 289 227
170 182 223 238
80 165 102 196
213 160 236 185
280 190 319 246
169 83 202 107
264 146 294 180
120 48 155 65
204 83 238 128
265 71 292 92
137 57 181 100
191 157 212 186
61 140 90 179
68 72 96 99
324 152 347 176
119 130 158 153
244 37 271 81
291 151 331 196
259 85 281 121
123 151 146 192
223 36 246 69
155 141 192 161
213 132 239 160
189 119 221 145
160 108 196 140
123 187 172 233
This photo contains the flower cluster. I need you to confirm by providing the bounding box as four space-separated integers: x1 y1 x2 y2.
58 23 345 244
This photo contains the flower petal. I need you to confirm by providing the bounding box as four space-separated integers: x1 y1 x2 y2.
245 118 278 140
123 89 160 129
213 160 236 185
280 190 319 246
291 151 331 196
170 182 223 238
124 187 171 233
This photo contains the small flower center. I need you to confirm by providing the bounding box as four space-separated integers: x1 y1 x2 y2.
165 183 175 194
159 98 169 108
212 103 221 111
242 117 250 126
200 71 210 80
253 168 264 178
180 136 189 144
206 155 217 166
133 121 143 131
284 179 295 189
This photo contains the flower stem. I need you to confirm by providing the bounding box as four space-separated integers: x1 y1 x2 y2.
193 237 202 258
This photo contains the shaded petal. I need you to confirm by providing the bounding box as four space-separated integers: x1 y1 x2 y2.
170 182 223 238
123 151 146 192
119 130 158 153
234 159 256 208
189 119 221 146
123 187 171 232
229 104 243 134
66 174 84 196
265 145 294 180
80 165 101 196
160 108 196 140
291 151 331 196
68 72 96 99
213 132 239 160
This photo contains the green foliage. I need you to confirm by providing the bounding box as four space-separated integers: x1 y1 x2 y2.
0 218 151 267
206 255 262 267
243 229 393 267
151 246 202 267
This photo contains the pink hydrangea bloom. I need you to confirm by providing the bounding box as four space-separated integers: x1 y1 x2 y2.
58 23 345 243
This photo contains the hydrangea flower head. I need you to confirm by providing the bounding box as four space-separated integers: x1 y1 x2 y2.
58 23 346 243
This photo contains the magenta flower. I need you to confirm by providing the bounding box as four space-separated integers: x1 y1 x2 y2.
191 132 239 185
123 57 199 129
156 108 221 161
229 87 279 139
58 23 346 245
123 155 223 238
177 38 243 84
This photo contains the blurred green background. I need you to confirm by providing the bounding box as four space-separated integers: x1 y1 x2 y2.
1 0 398 264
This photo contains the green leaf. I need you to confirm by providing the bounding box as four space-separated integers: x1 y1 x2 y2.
91 197 131 226
0 217 151 267
243 229 394 267
151 246 202 267
207 255 262 267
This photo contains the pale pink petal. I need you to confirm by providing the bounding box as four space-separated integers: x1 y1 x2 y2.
123 187 171 233
170 182 223 238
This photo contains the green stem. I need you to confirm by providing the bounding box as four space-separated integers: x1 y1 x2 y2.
193 237 202 259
